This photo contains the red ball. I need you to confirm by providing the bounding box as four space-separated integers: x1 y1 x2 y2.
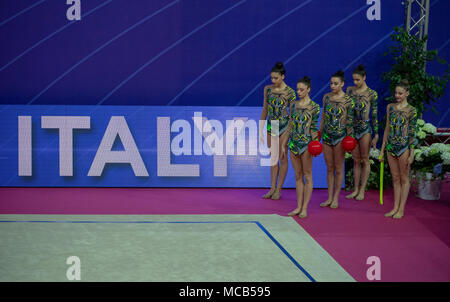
308 140 323 156
342 136 357 152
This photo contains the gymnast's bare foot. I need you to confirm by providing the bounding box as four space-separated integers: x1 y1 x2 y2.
330 198 339 209
262 188 276 199
288 208 301 217
384 209 398 217
355 191 365 201
299 210 308 218
345 191 358 199
393 211 404 219
320 199 332 207
271 189 281 200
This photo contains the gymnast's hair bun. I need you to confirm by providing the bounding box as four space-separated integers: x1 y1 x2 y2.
353 64 367 77
332 70 345 82
397 79 410 90
298 76 311 88
271 62 286 75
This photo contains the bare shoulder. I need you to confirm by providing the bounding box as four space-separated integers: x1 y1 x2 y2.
346 86 355 94
323 92 332 99
320 93 328 105
386 103 394 112
264 84 274 91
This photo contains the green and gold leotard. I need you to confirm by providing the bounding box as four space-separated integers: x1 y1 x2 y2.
288 99 320 155
386 104 418 157
322 93 355 146
347 87 378 140
266 85 296 136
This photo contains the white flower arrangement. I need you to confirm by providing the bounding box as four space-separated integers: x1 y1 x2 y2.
414 148 423 162
416 130 427 139
414 120 440 147
443 151 450 165
416 119 425 127
423 123 437 134
369 148 380 159
413 143 450 179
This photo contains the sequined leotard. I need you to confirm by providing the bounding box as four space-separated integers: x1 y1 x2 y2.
346 87 378 140
321 93 355 146
288 100 320 155
386 104 418 157
266 85 296 136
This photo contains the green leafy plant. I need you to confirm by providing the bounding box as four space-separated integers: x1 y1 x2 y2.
382 26 450 116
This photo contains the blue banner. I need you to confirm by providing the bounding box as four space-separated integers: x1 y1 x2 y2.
0 105 329 188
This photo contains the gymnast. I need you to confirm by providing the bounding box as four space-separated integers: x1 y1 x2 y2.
281 76 320 218
319 70 355 209
379 79 417 219
345 64 379 201
259 62 296 200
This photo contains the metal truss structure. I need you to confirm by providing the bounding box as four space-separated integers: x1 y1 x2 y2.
404 0 430 51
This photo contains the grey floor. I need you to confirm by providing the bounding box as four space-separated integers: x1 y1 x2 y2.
0 214 355 282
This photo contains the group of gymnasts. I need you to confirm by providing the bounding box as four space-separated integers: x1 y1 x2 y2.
259 62 418 219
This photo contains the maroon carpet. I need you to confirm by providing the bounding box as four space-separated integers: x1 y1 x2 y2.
1 184 449 282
